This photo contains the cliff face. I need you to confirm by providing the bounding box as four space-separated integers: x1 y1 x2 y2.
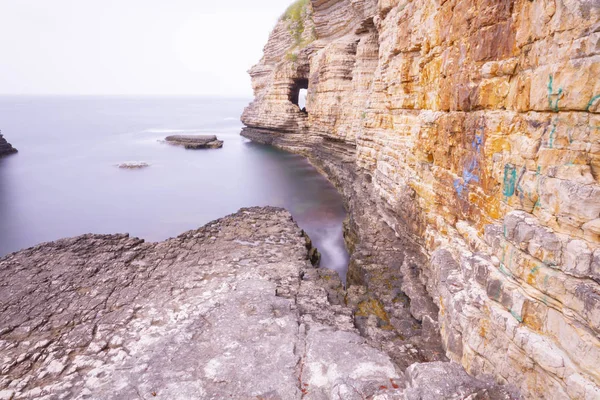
0 133 17 157
242 0 600 398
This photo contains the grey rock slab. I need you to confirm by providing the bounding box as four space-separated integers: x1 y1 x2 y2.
400 361 518 400
300 325 402 399
0 207 396 399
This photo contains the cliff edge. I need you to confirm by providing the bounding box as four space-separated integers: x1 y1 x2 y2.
241 0 600 398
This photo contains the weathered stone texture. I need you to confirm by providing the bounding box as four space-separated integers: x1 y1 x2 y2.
241 0 600 398
0 208 383 399
0 207 512 399
0 134 17 157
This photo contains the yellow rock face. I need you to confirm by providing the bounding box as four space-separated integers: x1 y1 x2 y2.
242 0 600 398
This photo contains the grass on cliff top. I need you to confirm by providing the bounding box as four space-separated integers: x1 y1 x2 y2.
281 0 309 22
281 0 316 60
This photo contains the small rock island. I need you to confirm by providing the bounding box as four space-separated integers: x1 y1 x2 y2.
0 133 17 157
165 135 223 149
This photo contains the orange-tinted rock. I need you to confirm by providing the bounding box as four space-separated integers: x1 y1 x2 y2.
242 0 600 398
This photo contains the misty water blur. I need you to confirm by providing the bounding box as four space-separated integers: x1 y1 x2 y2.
0 96 349 281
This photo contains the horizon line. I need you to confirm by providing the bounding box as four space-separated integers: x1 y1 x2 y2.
0 93 254 99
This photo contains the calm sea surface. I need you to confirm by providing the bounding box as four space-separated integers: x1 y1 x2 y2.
0 96 349 280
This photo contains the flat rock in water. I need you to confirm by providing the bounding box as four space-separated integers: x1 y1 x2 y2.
0 207 515 399
117 161 149 169
165 134 223 149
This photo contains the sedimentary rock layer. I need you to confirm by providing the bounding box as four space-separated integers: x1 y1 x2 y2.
241 0 600 398
0 207 511 399
0 134 17 157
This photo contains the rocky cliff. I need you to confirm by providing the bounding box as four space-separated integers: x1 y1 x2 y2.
0 133 17 157
242 0 600 398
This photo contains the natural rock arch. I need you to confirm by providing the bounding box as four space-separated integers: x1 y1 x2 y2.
298 88 308 110
289 78 309 113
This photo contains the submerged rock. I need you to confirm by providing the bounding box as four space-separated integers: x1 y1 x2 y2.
117 161 149 169
165 134 223 149
0 207 513 399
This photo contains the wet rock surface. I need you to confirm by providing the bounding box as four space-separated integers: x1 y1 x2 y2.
165 135 223 149
0 207 512 399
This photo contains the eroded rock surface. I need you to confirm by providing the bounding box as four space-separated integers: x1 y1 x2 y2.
0 207 510 399
241 0 600 398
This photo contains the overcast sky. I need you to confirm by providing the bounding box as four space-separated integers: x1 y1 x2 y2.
0 0 288 97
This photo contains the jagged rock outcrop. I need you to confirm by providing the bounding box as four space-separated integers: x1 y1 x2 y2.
242 0 600 398
0 133 17 157
0 207 514 399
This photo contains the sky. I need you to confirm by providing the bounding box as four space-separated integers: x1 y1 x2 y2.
0 0 290 97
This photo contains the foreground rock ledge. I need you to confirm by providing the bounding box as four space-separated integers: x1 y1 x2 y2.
0 207 513 399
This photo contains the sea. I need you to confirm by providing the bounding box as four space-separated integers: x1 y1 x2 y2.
0 96 349 281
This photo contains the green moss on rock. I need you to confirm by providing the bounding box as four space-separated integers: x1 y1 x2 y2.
281 0 316 49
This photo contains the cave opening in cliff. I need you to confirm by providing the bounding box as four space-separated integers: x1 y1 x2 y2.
298 89 308 110
290 78 309 113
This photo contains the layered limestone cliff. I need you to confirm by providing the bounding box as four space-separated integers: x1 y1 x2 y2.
0 133 17 157
242 0 600 398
